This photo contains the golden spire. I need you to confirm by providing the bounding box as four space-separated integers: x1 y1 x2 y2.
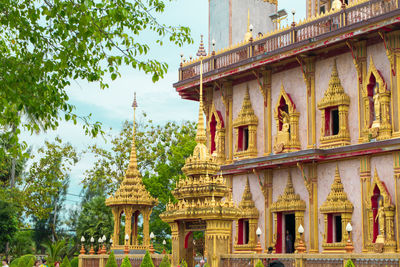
126 92 139 177
244 9 253 42
247 9 250 32
195 36 207 145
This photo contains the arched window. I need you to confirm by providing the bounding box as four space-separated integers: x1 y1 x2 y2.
273 85 300 154
208 103 225 163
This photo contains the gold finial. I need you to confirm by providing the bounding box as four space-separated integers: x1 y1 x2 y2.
247 9 250 32
195 36 207 144
334 164 340 181
126 92 139 176
244 9 253 42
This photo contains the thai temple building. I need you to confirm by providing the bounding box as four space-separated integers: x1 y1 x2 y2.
169 0 400 265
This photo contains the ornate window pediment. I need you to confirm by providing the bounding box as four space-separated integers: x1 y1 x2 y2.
362 57 392 141
318 60 350 148
208 103 225 164
320 166 353 252
273 85 300 154
234 177 259 252
271 172 306 253
365 169 396 253
233 87 258 159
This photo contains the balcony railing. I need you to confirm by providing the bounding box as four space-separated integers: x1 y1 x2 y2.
179 0 399 83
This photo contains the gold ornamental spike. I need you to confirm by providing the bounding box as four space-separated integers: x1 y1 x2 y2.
126 92 139 177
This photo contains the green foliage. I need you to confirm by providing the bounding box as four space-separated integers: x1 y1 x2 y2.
255 260 264 267
10 258 20 267
105 252 118 267
159 255 170 267
9 230 35 257
81 116 196 245
345 259 355 267
43 240 66 266
203 263 209 267
75 195 113 245
70 258 78 267
0 200 18 253
139 251 154 267
120 257 132 267
0 0 192 155
60 256 71 267
16 255 35 267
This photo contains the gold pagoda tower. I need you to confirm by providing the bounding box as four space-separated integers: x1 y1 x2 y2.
160 38 241 267
106 93 158 252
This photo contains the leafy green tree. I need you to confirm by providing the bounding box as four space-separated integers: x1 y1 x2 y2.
0 200 18 254
14 255 35 267
139 252 154 267
74 196 113 245
0 0 192 155
255 260 264 267
345 260 355 267
82 115 196 245
9 230 35 257
60 256 71 267
105 252 117 267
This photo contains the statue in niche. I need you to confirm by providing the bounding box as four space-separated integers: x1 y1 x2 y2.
369 84 381 138
274 111 290 153
375 199 385 243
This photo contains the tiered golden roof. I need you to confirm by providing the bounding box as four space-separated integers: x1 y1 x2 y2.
238 178 259 218
318 59 350 109
106 94 157 207
233 87 258 128
160 44 241 222
320 166 353 214
271 172 306 212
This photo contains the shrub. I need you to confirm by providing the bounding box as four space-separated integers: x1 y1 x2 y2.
139 251 154 267
159 255 170 267
345 260 355 267
60 257 71 267
203 263 210 267
16 255 36 267
120 257 132 267
255 260 264 267
105 252 118 267
70 257 79 267
10 258 20 267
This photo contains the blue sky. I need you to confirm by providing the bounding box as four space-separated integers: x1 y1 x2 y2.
21 0 306 209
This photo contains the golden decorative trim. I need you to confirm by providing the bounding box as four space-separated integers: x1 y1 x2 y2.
273 84 300 153
365 169 396 253
208 102 226 164
361 56 392 141
233 87 258 159
318 60 350 148
271 172 306 213
320 166 353 253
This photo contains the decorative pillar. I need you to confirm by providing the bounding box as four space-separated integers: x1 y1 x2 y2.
382 31 400 137
263 169 273 249
308 163 319 253
111 208 120 246
298 56 316 149
205 220 232 267
222 81 233 163
360 156 371 252
394 152 400 252
260 69 272 155
142 208 151 249
170 222 184 267
347 40 367 142
124 207 133 246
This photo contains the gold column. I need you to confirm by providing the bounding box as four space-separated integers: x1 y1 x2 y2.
263 169 273 249
360 156 371 252
262 70 272 155
142 208 151 248
223 82 234 163
111 208 120 246
303 57 316 149
308 163 319 253
383 31 400 137
347 40 367 142
124 207 133 246
393 152 400 252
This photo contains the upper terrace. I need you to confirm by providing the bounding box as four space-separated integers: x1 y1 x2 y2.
175 0 400 100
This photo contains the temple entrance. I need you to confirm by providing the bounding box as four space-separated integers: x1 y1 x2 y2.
284 213 295 253
184 231 205 267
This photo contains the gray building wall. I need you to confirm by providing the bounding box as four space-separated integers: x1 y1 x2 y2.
209 0 277 52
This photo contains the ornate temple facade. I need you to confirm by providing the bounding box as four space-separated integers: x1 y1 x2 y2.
173 0 400 259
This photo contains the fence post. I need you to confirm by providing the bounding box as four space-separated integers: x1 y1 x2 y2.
78 255 83 267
